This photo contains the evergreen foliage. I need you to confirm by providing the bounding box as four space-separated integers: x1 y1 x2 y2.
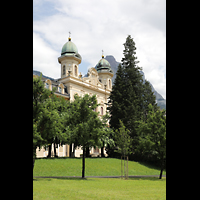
136 104 166 179
107 35 159 158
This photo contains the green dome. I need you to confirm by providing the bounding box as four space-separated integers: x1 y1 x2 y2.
95 56 113 74
61 38 78 55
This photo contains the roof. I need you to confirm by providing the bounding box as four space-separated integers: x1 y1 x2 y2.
59 38 82 62
33 70 69 97
95 57 114 74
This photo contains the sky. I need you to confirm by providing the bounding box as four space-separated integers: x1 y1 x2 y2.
33 0 166 99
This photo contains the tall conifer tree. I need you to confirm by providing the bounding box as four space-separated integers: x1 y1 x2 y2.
120 35 144 139
107 63 125 131
107 35 158 158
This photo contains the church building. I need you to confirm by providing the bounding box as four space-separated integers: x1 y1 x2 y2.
33 35 114 158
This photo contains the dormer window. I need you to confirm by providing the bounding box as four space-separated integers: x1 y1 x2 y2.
46 82 49 89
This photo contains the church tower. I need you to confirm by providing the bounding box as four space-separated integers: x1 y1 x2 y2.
95 51 114 90
58 34 82 78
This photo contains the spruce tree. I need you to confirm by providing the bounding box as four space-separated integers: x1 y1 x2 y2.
121 35 144 139
107 35 158 158
107 63 125 131
142 80 158 121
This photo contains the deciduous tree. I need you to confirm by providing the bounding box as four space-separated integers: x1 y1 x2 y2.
33 75 68 167
114 120 133 179
66 94 104 178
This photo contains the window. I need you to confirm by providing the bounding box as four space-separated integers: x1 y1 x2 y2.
63 65 65 75
58 87 61 93
46 82 49 89
109 79 111 88
101 107 103 115
75 65 77 76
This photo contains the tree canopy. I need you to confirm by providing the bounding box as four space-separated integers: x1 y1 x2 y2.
136 104 166 179
33 75 69 165
107 35 159 158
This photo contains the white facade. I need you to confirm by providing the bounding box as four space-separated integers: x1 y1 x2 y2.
35 37 113 158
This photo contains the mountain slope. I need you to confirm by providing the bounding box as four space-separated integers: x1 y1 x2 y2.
105 55 166 110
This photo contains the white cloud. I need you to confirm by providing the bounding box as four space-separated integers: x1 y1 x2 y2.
33 0 166 99
33 32 60 78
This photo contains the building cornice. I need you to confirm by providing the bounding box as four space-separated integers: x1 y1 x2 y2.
59 76 111 95
58 54 81 64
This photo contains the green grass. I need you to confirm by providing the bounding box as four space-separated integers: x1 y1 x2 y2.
33 177 166 200
33 157 166 177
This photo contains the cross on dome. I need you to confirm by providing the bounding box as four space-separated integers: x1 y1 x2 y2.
102 50 104 58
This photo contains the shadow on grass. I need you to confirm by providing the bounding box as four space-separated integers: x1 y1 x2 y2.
111 157 166 174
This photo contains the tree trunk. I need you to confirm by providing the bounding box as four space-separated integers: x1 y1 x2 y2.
127 156 128 179
86 147 90 157
101 141 105 157
33 158 35 169
53 143 58 157
82 146 85 179
121 156 123 179
159 168 163 179
69 143 74 157
124 153 126 179
33 148 36 169
159 157 165 179
47 144 52 158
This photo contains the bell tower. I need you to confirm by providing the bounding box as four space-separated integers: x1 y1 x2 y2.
58 33 82 79
95 51 114 90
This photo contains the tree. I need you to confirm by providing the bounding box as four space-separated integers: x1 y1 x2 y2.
121 35 144 137
107 64 125 131
107 35 158 159
99 113 114 157
33 75 53 167
107 35 144 157
33 75 68 167
114 120 133 179
136 104 166 179
142 80 158 121
65 94 104 178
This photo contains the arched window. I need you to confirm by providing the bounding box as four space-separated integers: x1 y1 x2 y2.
101 107 103 115
75 65 77 76
63 65 65 75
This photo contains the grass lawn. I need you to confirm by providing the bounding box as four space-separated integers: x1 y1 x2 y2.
33 157 166 177
33 177 166 200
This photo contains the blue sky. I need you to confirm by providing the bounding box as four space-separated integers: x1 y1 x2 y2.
33 0 166 99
